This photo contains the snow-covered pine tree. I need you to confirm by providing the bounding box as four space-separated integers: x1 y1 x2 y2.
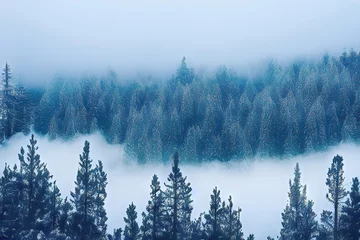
124 203 140 240
141 174 166 240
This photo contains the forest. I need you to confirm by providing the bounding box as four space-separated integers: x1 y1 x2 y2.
0 50 360 163
0 134 359 240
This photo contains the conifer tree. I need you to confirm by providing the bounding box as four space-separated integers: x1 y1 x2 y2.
324 155 347 240
189 213 205 240
124 203 140 240
339 177 360 240
164 151 193 240
223 196 243 240
141 174 165 240
204 186 225 239
1 63 16 140
280 163 317 240
70 140 98 240
94 160 108 239
246 234 255 240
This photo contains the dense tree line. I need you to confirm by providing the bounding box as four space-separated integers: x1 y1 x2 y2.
1 50 360 162
0 135 359 239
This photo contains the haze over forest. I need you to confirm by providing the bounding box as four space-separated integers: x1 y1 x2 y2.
1 1 360 240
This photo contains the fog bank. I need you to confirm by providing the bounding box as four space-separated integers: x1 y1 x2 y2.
0 133 359 239
1 0 360 84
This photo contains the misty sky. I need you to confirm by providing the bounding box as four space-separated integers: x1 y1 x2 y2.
1 0 360 83
1 132 360 239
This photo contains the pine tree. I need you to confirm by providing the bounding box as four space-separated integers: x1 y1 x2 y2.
70 140 98 240
280 163 317 240
204 187 225 240
325 155 347 240
1 63 16 140
108 228 122 240
124 203 140 240
164 151 193 240
94 160 108 239
246 234 254 240
189 213 205 240
223 196 243 240
339 177 360 240
141 175 165 240
18 134 53 235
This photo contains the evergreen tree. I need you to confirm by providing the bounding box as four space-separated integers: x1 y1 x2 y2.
189 213 205 240
324 155 347 240
70 140 98 240
339 177 360 240
124 203 140 240
246 234 254 240
164 151 193 240
94 160 108 239
141 175 165 240
280 163 317 240
18 134 53 236
204 187 225 240
223 196 243 240
1 63 16 140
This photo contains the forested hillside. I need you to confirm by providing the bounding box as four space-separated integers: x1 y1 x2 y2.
1 135 359 240
1 50 360 162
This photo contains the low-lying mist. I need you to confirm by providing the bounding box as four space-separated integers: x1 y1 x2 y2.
0 133 359 239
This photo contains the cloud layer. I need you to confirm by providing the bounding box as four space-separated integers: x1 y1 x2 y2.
0 133 359 238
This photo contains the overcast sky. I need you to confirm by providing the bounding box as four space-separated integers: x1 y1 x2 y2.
1 0 360 82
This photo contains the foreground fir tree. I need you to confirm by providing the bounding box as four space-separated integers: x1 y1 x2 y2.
246 234 255 240
339 177 360 240
124 203 140 240
18 135 54 238
141 174 166 240
204 186 225 239
320 155 347 240
164 151 193 240
94 160 108 239
223 196 243 240
280 163 317 240
70 140 99 240
108 228 122 240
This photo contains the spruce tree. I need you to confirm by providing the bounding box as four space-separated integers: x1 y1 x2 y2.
141 174 165 240
70 140 98 240
204 186 225 240
324 155 347 240
124 203 140 240
164 151 193 240
339 177 360 240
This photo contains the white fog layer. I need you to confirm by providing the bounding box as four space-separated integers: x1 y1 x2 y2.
1 0 360 82
0 133 359 239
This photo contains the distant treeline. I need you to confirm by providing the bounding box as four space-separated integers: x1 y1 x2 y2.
0 135 359 240
1 50 360 162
